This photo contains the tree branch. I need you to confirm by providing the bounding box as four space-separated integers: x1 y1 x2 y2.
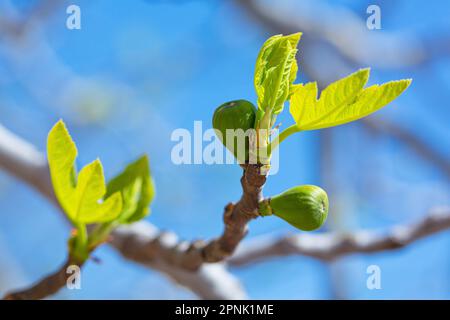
159 164 267 271
110 222 247 299
228 206 450 266
0 125 54 201
0 123 247 300
4 257 82 300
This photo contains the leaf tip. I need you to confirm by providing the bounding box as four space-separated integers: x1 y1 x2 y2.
399 78 413 94
360 67 371 72
405 78 413 87
357 67 371 81
110 191 123 206
47 118 78 159
49 119 67 136
387 78 412 92
289 32 302 41
138 154 149 165
89 158 104 175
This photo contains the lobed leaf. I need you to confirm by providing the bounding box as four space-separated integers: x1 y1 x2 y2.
47 120 122 224
289 69 411 130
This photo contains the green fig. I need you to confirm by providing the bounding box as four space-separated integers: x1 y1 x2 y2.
212 99 256 163
260 185 329 231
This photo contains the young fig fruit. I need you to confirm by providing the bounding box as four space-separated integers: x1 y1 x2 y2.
212 99 256 163
260 185 329 231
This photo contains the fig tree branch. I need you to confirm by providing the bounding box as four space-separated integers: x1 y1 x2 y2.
0 124 246 300
157 163 267 271
228 206 450 266
4 257 83 300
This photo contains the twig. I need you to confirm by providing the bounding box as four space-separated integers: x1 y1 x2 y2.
158 164 267 270
4 257 82 300
228 206 450 266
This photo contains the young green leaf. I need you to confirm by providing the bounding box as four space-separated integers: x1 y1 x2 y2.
47 120 122 225
105 155 155 224
289 68 411 131
254 33 301 115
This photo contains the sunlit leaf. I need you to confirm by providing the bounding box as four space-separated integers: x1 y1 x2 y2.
47 120 122 224
289 69 411 130
254 33 301 115
105 155 155 224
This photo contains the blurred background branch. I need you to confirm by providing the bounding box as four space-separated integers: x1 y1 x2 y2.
228 206 450 266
